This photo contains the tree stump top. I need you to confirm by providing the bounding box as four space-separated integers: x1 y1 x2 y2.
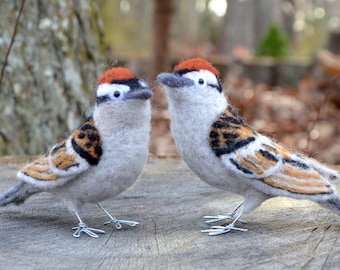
0 158 339 269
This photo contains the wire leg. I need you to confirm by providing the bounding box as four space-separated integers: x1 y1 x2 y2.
72 211 105 238
201 212 248 235
203 202 246 224
97 203 139 229
201 202 248 235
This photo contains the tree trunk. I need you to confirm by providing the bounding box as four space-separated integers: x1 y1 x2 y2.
0 0 105 155
220 0 291 55
219 0 255 54
150 0 173 84
149 0 176 157
326 31 340 55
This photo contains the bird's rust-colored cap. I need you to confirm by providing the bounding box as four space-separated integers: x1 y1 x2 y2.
98 67 136 84
174 58 219 78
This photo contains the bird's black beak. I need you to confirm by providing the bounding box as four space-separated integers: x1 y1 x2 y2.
157 73 194 88
124 87 153 101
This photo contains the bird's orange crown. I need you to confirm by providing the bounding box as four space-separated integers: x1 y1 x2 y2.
98 67 136 84
174 58 219 78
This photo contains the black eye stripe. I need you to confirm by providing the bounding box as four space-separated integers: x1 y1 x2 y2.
208 83 222 93
175 69 222 93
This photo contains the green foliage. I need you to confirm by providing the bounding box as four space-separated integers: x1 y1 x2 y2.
256 24 289 59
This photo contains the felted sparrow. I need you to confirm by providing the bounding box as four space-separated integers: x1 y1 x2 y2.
157 58 340 235
0 67 152 238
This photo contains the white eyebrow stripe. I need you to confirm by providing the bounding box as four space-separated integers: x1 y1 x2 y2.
96 83 130 97
183 70 218 85
202 70 219 84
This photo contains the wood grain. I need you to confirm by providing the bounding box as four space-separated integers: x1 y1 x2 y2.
0 158 339 269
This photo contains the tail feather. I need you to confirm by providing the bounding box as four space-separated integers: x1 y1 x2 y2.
0 182 38 206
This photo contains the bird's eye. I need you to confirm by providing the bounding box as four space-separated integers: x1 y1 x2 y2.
113 91 121 98
198 78 204 85
96 83 131 103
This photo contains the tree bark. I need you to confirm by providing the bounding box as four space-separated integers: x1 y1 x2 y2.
0 0 105 155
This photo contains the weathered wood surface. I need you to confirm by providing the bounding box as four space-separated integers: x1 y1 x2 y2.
0 158 339 269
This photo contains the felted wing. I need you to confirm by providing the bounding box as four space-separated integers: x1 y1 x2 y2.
18 155 60 188
17 117 103 189
210 106 336 197
49 117 102 176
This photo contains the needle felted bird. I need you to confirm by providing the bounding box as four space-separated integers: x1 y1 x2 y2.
157 58 340 235
0 67 152 238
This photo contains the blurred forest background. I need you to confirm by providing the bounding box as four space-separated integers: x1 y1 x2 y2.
0 0 339 164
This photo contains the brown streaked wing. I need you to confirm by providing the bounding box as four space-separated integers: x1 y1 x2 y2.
71 117 102 166
50 139 80 172
262 156 334 195
20 155 58 182
209 106 256 157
